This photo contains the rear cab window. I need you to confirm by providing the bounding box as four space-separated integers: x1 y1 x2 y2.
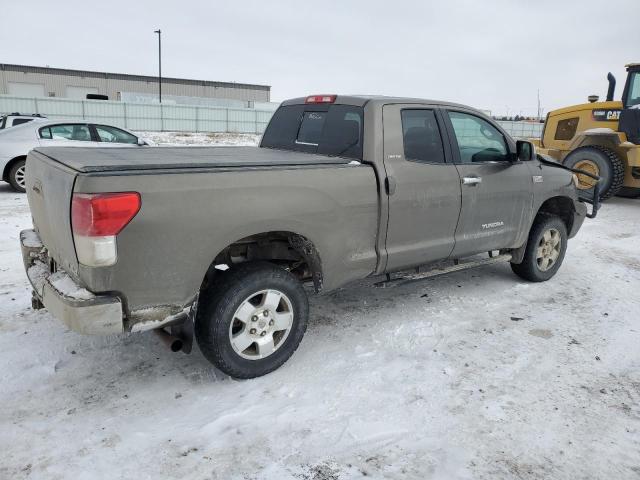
400 109 445 163
261 103 364 160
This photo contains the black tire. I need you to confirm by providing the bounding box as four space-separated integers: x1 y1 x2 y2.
511 214 568 282
8 159 26 193
617 187 640 199
195 262 308 379
562 146 624 201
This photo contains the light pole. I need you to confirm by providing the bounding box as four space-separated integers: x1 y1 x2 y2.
154 29 162 103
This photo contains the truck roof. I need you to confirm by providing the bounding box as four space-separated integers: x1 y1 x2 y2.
281 95 486 115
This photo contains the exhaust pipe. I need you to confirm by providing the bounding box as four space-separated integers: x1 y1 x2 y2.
606 72 616 101
153 328 183 352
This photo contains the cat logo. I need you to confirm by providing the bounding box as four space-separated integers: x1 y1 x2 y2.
592 109 621 122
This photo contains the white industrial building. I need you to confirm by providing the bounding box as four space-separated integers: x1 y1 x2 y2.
0 63 270 102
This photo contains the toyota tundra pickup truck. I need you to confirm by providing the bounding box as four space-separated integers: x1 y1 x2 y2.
20 95 597 378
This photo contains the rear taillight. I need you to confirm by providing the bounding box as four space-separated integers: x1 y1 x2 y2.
305 94 337 104
71 192 141 266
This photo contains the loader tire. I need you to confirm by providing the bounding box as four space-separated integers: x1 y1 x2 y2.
562 145 624 201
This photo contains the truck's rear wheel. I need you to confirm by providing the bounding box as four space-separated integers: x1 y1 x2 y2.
562 146 623 201
8 159 26 193
195 262 308 379
511 214 568 282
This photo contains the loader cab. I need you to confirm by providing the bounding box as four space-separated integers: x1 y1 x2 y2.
621 64 640 108
539 66 640 150
619 64 640 144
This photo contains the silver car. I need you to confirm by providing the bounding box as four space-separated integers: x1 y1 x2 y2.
0 119 149 192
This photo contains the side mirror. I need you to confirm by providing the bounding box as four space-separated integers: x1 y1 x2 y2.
516 140 535 161
137 137 147 146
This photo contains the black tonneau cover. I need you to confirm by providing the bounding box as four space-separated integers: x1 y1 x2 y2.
32 146 354 173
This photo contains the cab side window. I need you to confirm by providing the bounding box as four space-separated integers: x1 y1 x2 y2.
448 112 508 163
40 124 92 141
400 109 445 163
94 125 138 144
12 118 33 127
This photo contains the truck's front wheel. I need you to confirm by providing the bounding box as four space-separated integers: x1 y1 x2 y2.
195 262 308 379
511 214 568 282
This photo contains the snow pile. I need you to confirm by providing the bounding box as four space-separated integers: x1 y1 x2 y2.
48 271 95 300
582 127 616 134
136 131 261 147
20 229 42 248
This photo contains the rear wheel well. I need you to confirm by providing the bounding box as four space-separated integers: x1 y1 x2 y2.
536 196 575 233
3 156 26 182
200 231 323 296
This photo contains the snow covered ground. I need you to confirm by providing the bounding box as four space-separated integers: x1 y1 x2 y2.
137 131 261 146
0 140 639 479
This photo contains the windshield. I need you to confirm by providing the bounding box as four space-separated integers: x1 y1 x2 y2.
626 71 640 107
261 104 364 160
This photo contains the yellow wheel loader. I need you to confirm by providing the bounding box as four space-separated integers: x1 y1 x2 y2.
533 64 640 200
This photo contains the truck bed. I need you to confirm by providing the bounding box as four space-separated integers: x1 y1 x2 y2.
25 147 379 317
33 146 356 173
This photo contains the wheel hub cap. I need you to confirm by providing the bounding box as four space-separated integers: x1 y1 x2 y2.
573 160 599 189
229 289 294 360
536 228 562 272
15 165 26 189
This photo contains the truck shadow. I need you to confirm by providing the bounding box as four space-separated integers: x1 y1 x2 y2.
0 184 20 194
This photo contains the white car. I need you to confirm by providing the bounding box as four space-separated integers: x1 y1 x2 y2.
0 113 46 130
0 119 149 192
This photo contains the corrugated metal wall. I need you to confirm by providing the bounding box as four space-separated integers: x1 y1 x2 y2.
0 64 270 102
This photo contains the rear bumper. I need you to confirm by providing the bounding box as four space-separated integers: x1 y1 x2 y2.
20 229 124 335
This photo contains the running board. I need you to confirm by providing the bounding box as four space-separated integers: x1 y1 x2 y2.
374 253 512 288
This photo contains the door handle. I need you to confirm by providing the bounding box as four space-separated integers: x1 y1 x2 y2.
385 176 397 195
462 177 482 185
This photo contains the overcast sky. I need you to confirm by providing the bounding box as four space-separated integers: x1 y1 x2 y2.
2 0 639 116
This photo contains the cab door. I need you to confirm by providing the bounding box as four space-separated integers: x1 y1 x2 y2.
382 104 461 272
442 109 533 257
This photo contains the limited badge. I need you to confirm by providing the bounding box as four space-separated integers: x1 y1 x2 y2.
532 175 543 183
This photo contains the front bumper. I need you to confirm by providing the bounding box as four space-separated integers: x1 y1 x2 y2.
20 229 124 334
569 200 587 238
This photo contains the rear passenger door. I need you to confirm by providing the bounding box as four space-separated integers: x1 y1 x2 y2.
382 105 462 272
443 110 533 257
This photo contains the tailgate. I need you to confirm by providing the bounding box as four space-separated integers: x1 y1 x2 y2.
25 150 79 277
